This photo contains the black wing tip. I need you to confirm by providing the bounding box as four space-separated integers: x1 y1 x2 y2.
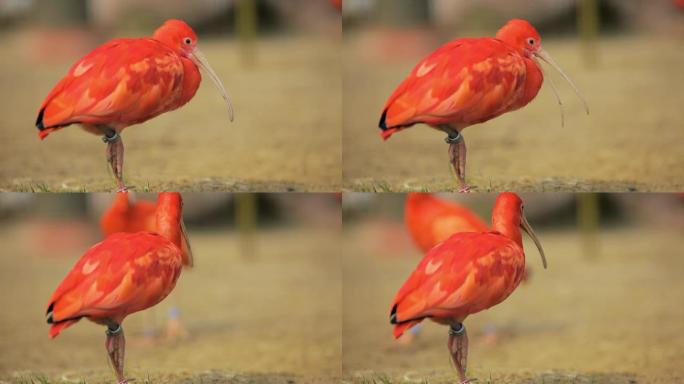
46 302 54 324
36 108 46 131
379 109 388 130
389 304 398 324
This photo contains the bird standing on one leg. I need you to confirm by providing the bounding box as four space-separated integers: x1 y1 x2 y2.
36 19 234 191
46 192 192 383
379 19 588 192
390 192 547 383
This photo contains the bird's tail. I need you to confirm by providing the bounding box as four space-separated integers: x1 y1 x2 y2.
393 319 422 339
35 107 58 140
390 303 423 339
379 109 402 140
380 128 400 141
48 319 79 339
46 301 80 338
38 128 57 140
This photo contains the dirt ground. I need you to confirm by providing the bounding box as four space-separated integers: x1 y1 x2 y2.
342 34 684 192
342 221 684 383
0 224 341 383
0 34 341 192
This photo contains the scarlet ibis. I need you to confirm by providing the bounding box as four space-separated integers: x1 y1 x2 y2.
46 192 192 383
36 19 234 191
100 192 193 341
405 192 488 253
390 192 547 383
379 19 588 192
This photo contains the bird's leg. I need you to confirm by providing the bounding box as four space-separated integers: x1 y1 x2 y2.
448 322 473 384
105 323 128 384
445 132 470 193
102 129 126 192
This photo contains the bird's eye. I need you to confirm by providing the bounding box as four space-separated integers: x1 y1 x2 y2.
527 38 536 45
184 38 192 45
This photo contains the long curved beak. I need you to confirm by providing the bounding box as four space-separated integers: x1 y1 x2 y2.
520 211 547 269
180 218 194 267
534 48 589 116
191 48 235 122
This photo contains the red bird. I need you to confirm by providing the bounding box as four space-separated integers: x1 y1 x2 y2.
405 192 488 253
36 19 234 191
379 19 588 192
46 192 192 383
390 192 547 383
99 192 193 341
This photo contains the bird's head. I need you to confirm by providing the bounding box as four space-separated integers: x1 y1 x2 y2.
493 192 547 269
496 19 589 124
154 19 234 122
495 19 541 59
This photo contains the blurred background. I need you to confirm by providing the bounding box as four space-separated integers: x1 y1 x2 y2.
0 192 341 382
342 192 684 383
342 0 684 192
0 0 342 191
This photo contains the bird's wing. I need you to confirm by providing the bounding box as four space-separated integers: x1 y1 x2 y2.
47 232 182 323
391 232 523 324
38 38 185 129
381 38 527 129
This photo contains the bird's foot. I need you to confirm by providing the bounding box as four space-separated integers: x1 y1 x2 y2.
459 378 477 384
459 185 471 193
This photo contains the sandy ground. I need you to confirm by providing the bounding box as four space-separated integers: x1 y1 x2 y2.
342 34 684 192
0 224 341 383
342 221 684 383
0 34 341 192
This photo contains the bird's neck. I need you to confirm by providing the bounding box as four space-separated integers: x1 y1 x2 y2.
176 58 201 108
155 194 183 249
491 204 523 247
514 58 544 109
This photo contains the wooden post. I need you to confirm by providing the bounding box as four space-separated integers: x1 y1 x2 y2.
376 0 429 26
578 0 600 68
236 0 258 68
236 193 258 261
577 193 600 260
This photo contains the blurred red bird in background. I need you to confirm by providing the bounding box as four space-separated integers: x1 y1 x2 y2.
46 192 192 383
36 19 234 191
390 192 547 383
100 192 156 235
405 192 488 253
380 19 588 192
